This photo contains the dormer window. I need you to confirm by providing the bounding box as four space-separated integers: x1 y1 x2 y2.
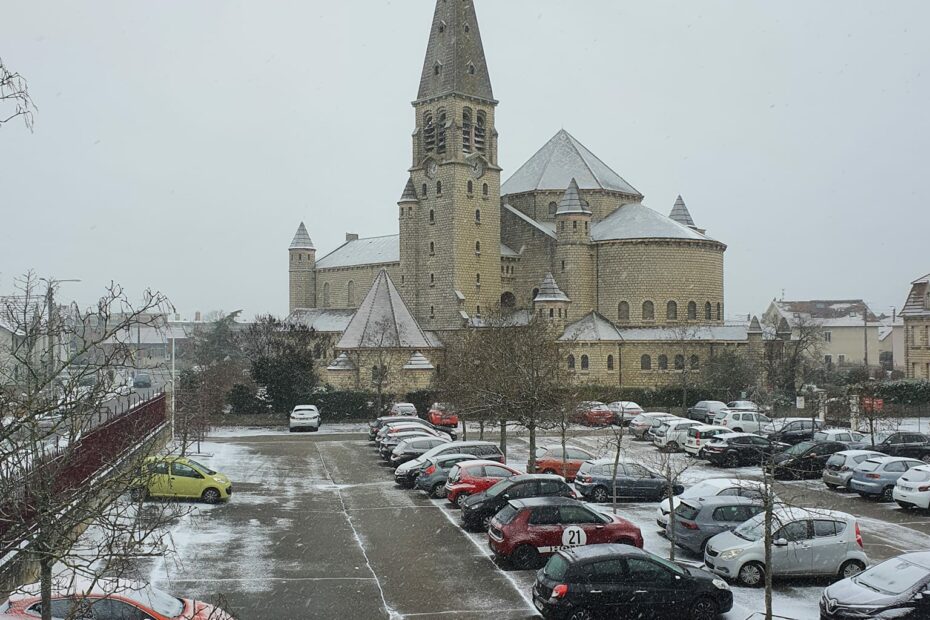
438 20 446 33
434 62 442 76
467 62 476 75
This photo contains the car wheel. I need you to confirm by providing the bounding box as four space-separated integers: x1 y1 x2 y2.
455 493 470 508
542 469 556 475
881 486 894 502
897 501 914 510
737 561 765 587
613 538 634 546
201 488 221 504
725 452 740 468
129 487 148 502
591 486 609 503
690 597 718 620
568 609 594 620
732 428 743 433
825 483 838 490
482 515 493 531
667 441 679 452
431 484 447 499
840 560 866 579
511 544 540 569
697 448 706 459
922 455 930 465
288 428 295 433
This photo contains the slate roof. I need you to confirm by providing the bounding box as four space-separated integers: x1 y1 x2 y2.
327 353 356 371
901 274 930 317
560 312 751 342
289 222 315 250
772 300 882 327
559 312 622 341
534 273 570 303
500 243 520 257
337 270 433 350
403 351 435 370
287 308 357 333
555 178 591 215
316 235 400 270
399 178 418 203
591 203 713 242
502 204 557 239
502 130 641 197
669 195 696 228
417 0 494 103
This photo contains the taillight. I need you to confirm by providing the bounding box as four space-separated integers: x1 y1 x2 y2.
424 466 436 475
578 475 592 484
865 474 880 479
721 420 728 426
551 584 568 599
681 521 699 530
855 522 863 548
919 485 930 492
840 466 850 472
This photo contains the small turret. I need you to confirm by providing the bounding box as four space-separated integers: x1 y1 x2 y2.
289 222 317 313
534 272 572 325
555 178 592 243
669 195 706 234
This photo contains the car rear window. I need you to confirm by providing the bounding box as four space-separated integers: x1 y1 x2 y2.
448 465 461 482
813 432 828 442
495 504 519 524
544 554 570 580
825 454 845 467
858 460 882 472
903 469 930 483
675 502 701 521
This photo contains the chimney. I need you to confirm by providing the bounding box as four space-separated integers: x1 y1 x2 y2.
195 311 202 322
346 233 359 242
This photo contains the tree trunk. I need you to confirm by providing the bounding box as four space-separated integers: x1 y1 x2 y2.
499 419 508 461
764 474 774 620
479 420 484 440
667 482 676 562
612 440 622 515
40 555 52 620
527 419 537 474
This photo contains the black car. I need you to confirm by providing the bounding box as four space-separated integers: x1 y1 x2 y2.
769 440 847 479
765 417 823 445
820 551 930 619
532 544 733 620
703 433 788 467
460 474 574 531
132 373 152 389
413 453 479 496
868 432 930 462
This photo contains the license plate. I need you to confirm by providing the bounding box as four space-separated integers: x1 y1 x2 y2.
900 486 912 492
533 596 544 611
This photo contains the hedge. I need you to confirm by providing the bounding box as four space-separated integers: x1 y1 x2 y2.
857 380 930 406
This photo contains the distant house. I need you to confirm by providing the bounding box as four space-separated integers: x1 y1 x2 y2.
901 274 930 380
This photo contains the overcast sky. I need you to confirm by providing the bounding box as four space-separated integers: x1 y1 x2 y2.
1 0 928 322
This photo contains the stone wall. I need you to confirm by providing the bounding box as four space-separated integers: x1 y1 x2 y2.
505 189 641 224
500 209 557 308
315 263 401 310
288 249 316 313
905 319 930 379
323 349 438 393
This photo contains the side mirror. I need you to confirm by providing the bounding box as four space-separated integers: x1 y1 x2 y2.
773 538 789 547
501 493 510 501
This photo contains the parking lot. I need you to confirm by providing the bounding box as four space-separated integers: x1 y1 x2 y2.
137 426 930 620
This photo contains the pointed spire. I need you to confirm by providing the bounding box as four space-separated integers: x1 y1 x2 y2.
669 195 696 228
748 316 763 333
337 269 432 350
289 222 314 250
555 178 591 215
416 0 494 103
399 177 418 203
534 273 571 303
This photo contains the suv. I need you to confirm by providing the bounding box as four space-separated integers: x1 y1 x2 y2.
684 425 730 457
392 440 505 486
704 507 868 587
533 545 732 620
764 417 824 445
390 435 451 466
388 402 417 416
652 419 701 452
769 440 848 480
289 405 320 432
703 433 787 468
460 474 575 531
867 432 930 461
688 401 727 423
445 460 521 507
668 496 764 555
574 459 683 503
414 453 478 497
712 410 772 434
488 497 643 569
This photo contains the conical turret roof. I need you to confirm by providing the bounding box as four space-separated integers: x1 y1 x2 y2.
534 273 571 303
669 195 696 228
337 269 432 350
748 316 763 333
289 222 314 250
417 0 494 102
399 177 418 203
403 351 435 371
556 178 591 216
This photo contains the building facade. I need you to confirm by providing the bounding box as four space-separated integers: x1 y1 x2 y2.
902 274 930 380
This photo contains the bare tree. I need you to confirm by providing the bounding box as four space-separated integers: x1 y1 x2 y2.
0 57 35 131
763 314 825 401
644 449 695 562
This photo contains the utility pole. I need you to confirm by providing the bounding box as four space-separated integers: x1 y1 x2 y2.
863 309 869 371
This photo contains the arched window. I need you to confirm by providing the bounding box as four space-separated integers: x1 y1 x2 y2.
322 282 330 308
436 181 442 195
548 202 558 217
567 355 576 370
618 301 630 321
641 355 652 370
687 301 697 320
475 209 481 222
422 183 428 198
430 306 435 319
475 240 481 254
580 355 589 371
424 112 435 152
475 111 487 152
549 308 554 318
667 301 678 321
476 305 481 316
482 183 489 196
462 109 473 153
436 110 447 154
607 355 614 370
429 209 435 224
705 302 713 320
476 273 481 285
690 355 700 370
658 355 668 370
716 303 722 321
347 281 355 306
467 180 474 194
675 355 686 370
532 287 540 300
429 241 435 255
430 273 435 286
642 301 655 321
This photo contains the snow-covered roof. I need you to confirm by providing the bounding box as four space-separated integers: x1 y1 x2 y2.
316 235 400 270
327 353 356 371
559 312 622 341
287 308 356 333
502 204 557 239
502 130 641 197
591 202 713 242
669 195 696 228
336 269 433 350
500 243 520 258
772 299 883 327
403 351 435 370
555 178 591 215
534 273 570 303
289 222 315 250
399 177 418 203
901 275 930 318
560 312 750 342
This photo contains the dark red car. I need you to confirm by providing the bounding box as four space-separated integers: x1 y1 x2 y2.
488 496 643 569
444 459 521 507
427 403 459 427
534 445 595 481
570 401 614 427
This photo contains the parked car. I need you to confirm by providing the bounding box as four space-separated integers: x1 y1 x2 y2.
370 415 459 441
369 415 417 441
688 400 728 424
130 456 231 504
288 405 320 432
823 450 888 491
532 544 732 620
865 432 930 462
893 464 930 510
571 401 614 426
704 507 868 587
574 459 683 503
850 456 926 501
820 552 930 619
652 418 701 452
606 401 644 426
726 400 760 412
814 428 870 449
629 412 677 440
427 402 458 427
534 445 595 481
379 430 438 459
387 402 418 416
413 453 479 496
768 440 848 480
644 415 684 442
132 373 152 388
684 425 730 457
764 417 824 445
389 435 451 466
445 460 521 507
460 474 574 531
656 478 768 529
668 496 765 555
703 433 788 468
375 422 445 445
488 496 643 569
375 419 457 442
0 578 235 620
712 409 772 434
392 440 506 485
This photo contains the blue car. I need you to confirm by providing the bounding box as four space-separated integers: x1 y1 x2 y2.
574 459 684 503
849 456 924 501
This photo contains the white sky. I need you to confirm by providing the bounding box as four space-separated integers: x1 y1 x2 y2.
1 1 928 321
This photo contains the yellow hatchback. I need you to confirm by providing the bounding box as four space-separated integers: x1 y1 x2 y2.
131 456 232 504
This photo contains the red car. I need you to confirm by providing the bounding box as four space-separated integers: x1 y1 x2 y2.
1 578 234 620
534 445 595 481
571 401 614 427
427 403 459 428
445 459 521 507
488 496 643 569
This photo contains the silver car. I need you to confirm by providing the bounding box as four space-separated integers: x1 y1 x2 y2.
849 456 925 501
288 405 320 432
667 495 764 555
822 450 886 491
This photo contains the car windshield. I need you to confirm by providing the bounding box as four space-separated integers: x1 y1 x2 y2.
856 558 930 595
733 513 776 542
184 459 216 476
543 554 570 580
485 479 512 498
123 585 185 617
784 442 814 456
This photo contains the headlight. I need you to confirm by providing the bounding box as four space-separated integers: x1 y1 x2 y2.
712 578 729 590
718 549 744 561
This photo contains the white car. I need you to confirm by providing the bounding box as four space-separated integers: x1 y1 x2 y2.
389 402 418 416
652 419 701 451
684 424 730 457
289 405 320 432
655 478 768 528
711 409 772 434
606 401 644 426
893 464 930 510
704 507 868 586
629 412 677 439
